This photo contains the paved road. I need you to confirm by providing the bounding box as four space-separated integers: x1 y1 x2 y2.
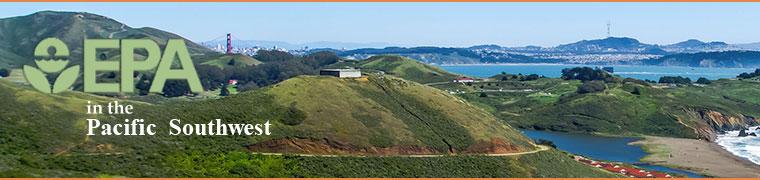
251 145 551 158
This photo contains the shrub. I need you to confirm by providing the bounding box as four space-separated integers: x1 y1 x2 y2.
479 92 488 97
220 84 230 96
576 81 606 94
695 77 711 84
623 78 649 86
237 82 259 92
521 74 540 81
282 102 306 125
0 68 9 77
659 76 692 84
536 139 557 148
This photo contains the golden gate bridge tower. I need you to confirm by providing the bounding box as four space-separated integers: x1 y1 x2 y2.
226 33 232 55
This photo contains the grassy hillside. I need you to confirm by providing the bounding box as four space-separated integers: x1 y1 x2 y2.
257 75 533 154
200 54 262 69
0 74 629 177
0 11 218 68
434 78 760 140
351 55 461 84
296 150 619 177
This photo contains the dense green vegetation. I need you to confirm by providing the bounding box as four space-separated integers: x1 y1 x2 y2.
737 68 760 79
492 72 542 81
659 76 692 84
2 72 588 177
576 81 606 94
561 67 616 82
433 70 760 139
296 150 618 178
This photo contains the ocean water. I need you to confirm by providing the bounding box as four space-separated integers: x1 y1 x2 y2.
440 64 755 81
521 130 704 178
716 126 760 165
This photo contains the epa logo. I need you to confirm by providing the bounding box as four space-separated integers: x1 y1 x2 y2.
24 38 79 93
24 38 203 94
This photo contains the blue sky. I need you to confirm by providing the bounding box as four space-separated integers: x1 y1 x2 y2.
2 3 760 47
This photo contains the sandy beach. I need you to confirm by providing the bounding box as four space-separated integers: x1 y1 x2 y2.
630 136 760 177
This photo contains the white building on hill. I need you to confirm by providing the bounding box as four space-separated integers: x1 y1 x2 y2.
320 69 362 78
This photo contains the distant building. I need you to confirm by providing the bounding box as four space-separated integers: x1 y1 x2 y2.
320 69 362 78
602 67 614 73
453 77 475 83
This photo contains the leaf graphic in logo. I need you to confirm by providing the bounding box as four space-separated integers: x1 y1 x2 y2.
52 65 79 93
23 65 51 93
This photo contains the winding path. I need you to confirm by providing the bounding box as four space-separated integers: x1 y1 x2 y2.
108 24 127 38
251 145 551 158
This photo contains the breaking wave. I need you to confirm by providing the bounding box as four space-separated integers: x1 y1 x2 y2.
716 126 760 165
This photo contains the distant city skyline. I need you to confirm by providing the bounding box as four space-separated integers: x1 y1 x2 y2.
2 3 760 47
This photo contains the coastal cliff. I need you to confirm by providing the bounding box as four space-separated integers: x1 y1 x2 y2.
681 108 759 141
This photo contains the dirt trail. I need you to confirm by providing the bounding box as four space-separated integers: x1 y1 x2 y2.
108 24 126 38
251 145 550 158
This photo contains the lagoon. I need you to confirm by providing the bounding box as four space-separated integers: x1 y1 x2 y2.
440 64 754 81
521 130 704 178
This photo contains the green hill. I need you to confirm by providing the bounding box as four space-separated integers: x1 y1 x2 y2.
438 78 760 140
200 54 262 69
253 75 533 154
356 55 461 84
0 75 625 177
0 11 218 68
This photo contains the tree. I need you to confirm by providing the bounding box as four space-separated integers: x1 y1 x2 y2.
196 65 226 90
220 84 230 96
536 139 557 148
737 68 760 79
696 77 712 84
659 76 692 84
521 74 540 81
254 50 295 62
479 92 488 97
303 51 340 68
576 81 606 94
162 80 192 97
0 68 10 77
561 67 613 82
135 74 152 96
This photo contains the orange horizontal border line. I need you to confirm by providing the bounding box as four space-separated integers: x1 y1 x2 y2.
0 178 758 180
4 0 760 2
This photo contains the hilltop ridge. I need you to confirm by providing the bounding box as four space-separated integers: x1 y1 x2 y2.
0 11 218 68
